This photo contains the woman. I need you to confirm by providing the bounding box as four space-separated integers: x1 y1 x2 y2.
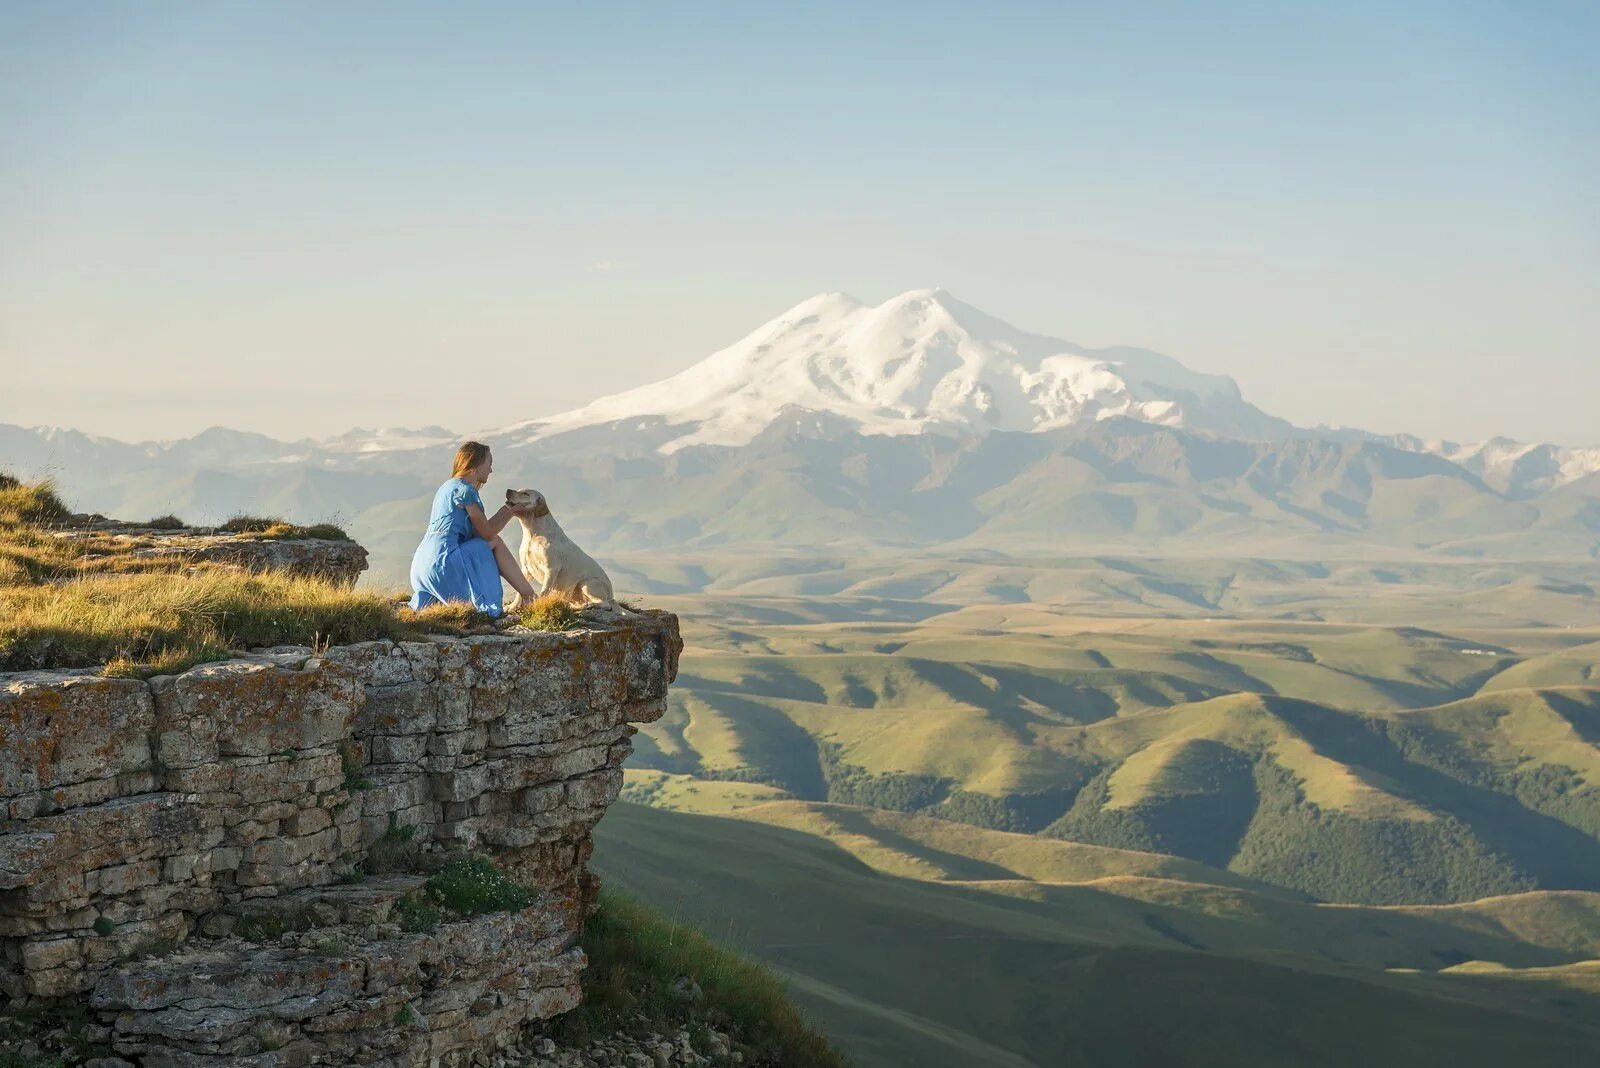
409 441 538 615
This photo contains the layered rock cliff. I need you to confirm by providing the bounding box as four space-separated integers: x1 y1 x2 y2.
0 612 681 1066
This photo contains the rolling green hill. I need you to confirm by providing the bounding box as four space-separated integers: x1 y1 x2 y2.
624 604 1600 906
593 803 1600 1068
605 561 1600 1062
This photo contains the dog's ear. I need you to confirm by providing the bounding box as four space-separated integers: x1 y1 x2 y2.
533 494 550 518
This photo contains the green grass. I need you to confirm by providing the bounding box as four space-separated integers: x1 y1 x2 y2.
387 855 535 934
423 855 533 915
393 891 443 934
542 886 849 1067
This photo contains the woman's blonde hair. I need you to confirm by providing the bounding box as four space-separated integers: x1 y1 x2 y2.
451 440 491 480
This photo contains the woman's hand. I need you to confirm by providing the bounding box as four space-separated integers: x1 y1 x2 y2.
464 502 519 541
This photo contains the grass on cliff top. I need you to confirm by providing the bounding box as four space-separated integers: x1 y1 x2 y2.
0 568 421 675
542 886 849 1067
519 592 581 631
220 514 351 540
0 474 73 526
0 574 594 676
0 479 148 586
1 582 598 676
398 593 585 634
0 476 604 675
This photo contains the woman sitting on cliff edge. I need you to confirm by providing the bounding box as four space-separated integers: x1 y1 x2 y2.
409 440 538 617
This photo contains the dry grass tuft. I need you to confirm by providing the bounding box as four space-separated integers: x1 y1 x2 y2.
515 593 581 632
0 476 73 527
394 601 498 635
254 521 349 541
217 514 283 534
221 515 350 541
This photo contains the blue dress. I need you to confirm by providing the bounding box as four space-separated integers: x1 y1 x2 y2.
409 478 503 615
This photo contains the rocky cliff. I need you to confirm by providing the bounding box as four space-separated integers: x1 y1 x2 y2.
0 611 681 1066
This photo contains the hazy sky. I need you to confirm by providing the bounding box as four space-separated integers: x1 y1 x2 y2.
3 1 1596 445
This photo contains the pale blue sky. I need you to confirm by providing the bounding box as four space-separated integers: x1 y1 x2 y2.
2 1 1596 444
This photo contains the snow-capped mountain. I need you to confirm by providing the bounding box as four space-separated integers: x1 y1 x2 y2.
316 426 460 455
496 288 1294 452
1413 437 1600 497
1314 427 1600 498
7 287 1600 574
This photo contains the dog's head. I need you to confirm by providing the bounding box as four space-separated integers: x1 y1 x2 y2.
505 488 550 518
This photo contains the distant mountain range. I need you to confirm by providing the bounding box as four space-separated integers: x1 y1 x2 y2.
6 290 1598 579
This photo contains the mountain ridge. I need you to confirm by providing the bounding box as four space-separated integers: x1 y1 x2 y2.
9 288 1597 485
6 289 1600 569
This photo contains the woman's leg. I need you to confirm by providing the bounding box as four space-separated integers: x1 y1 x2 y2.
491 536 538 600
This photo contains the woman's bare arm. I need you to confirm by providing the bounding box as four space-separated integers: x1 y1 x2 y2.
463 501 519 541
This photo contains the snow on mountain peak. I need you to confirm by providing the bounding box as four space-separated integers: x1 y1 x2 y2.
500 289 1289 452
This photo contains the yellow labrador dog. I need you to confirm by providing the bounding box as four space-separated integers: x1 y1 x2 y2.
504 488 616 607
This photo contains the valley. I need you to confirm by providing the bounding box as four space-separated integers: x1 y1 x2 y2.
594 802 1600 1067
589 556 1600 1064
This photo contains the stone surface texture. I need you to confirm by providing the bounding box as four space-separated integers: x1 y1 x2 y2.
0 610 681 1067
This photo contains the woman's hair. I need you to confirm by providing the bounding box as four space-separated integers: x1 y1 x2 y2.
451 440 491 480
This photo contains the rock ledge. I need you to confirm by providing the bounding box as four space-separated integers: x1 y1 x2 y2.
0 611 682 1066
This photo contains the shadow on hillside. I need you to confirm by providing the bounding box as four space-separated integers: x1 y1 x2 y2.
594 803 1600 1068
687 691 829 801
1269 697 1600 891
